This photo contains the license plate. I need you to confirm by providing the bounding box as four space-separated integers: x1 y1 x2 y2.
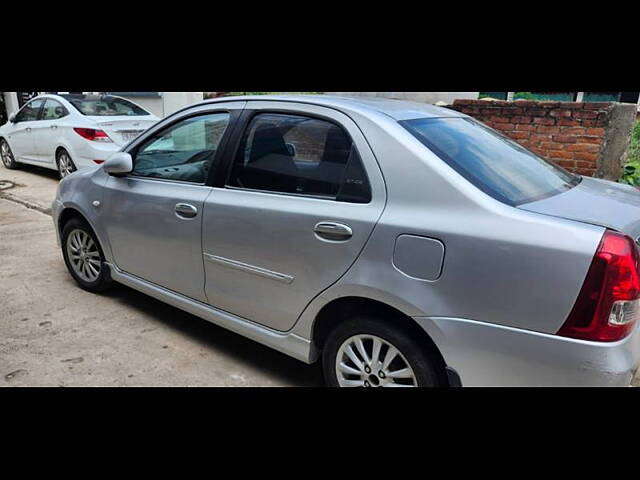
120 130 143 142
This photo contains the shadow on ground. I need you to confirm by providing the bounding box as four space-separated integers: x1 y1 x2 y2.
101 283 325 387
12 163 60 181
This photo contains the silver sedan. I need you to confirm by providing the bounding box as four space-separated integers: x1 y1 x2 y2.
52 95 640 386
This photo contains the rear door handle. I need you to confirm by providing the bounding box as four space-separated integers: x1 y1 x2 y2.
26 127 32 133
175 203 198 219
314 222 353 241
51 125 58 130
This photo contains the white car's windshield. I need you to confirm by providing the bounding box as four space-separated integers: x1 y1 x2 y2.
401 117 581 206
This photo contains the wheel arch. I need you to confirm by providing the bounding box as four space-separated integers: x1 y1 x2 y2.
311 296 449 384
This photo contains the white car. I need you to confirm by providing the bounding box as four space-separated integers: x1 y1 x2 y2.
0 94 160 178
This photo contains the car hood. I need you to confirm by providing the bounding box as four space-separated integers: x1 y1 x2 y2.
520 176 640 239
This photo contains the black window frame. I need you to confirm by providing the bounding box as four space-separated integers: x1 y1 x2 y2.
218 109 372 203
14 98 46 123
42 98 69 121
125 109 239 186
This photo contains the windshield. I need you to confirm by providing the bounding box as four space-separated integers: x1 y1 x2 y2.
62 95 150 117
401 117 580 206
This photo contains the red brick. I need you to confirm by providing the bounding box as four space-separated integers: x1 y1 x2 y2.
481 108 502 115
547 150 574 160
493 123 515 131
576 136 604 145
537 101 561 108
540 141 566 151
558 118 581 126
576 160 597 169
510 131 530 140
560 127 587 135
553 135 578 144
552 159 576 169
501 107 524 115
562 103 584 110
528 109 547 116
492 116 510 123
536 126 561 134
583 102 611 110
530 133 552 143
566 143 600 152
514 100 537 107
586 127 605 136
549 110 573 118
533 117 555 125
453 99 473 106
511 116 532 124
516 124 536 131
574 111 598 119
574 152 598 162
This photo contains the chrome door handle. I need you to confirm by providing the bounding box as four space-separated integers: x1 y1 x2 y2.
26 128 32 133
175 203 198 219
314 222 353 241
51 125 58 130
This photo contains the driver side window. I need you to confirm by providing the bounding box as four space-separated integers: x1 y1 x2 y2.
132 112 230 184
15 99 45 122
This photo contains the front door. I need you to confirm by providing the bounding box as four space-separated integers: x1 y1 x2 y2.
101 107 238 302
8 98 45 161
33 98 70 164
202 103 386 331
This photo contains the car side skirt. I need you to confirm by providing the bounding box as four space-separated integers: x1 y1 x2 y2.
106 263 313 364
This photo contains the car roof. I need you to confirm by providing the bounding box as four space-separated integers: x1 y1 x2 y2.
195 94 466 121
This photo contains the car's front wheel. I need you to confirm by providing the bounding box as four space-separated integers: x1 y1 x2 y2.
61 217 113 293
0 139 18 169
323 316 443 387
57 149 76 179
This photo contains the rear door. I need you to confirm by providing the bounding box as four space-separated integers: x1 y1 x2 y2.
32 98 70 164
202 102 386 331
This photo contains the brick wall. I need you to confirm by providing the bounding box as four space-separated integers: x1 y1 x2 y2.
448 99 625 178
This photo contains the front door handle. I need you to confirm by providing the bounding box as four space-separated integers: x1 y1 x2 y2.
175 203 198 219
26 127 32 133
314 222 353 241
51 125 58 130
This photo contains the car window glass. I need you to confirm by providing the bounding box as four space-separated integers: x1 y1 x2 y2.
15 99 45 122
42 99 68 120
132 112 230 184
228 113 371 202
64 95 150 116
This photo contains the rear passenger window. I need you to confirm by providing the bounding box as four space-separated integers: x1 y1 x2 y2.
228 113 371 203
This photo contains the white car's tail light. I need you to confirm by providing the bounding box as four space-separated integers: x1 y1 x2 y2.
557 230 640 342
73 128 112 143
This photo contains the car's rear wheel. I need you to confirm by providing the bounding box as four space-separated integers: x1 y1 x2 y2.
57 149 76 179
61 217 112 293
322 316 442 387
1 139 18 169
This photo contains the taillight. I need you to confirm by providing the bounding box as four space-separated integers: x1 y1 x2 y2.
73 128 112 143
557 230 640 342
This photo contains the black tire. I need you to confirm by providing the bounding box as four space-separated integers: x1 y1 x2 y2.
56 149 77 179
61 217 113 293
322 316 443 388
0 139 19 170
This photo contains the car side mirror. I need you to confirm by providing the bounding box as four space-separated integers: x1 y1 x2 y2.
103 152 133 176
9 113 16 123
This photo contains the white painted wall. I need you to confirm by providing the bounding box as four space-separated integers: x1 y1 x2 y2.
328 92 479 105
3 92 21 116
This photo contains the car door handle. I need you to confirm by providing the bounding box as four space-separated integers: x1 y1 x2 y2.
314 222 353 241
175 203 198 219
51 125 58 130
26 128 32 133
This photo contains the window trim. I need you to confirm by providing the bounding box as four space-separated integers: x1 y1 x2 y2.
125 110 236 186
219 109 372 203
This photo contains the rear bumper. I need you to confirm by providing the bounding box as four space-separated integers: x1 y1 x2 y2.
415 316 640 387
70 141 120 169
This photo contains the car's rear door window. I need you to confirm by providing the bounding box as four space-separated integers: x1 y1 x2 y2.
401 117 580 206
42 99 68 120
227 113 371 203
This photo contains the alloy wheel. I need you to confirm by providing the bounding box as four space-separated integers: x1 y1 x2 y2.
1 141 14 167
66 229 101 283
335 334 418 387
58 152 75 178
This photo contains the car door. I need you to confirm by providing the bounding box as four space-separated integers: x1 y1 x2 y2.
8 98 45 161
202 102 386 331
100 103 244 302
32 98 70 164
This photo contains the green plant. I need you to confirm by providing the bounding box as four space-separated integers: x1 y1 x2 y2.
513 92 537 100
620 121 640 185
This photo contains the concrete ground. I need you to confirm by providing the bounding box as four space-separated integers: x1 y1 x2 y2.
1 163 638 387
0 164 323 386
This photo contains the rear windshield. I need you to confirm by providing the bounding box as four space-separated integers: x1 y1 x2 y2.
62 95 150 117
401 117 580 206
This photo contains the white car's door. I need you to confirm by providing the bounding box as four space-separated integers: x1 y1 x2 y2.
8 98 45 161
33 99 70 164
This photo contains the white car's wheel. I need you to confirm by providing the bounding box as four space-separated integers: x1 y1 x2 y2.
1 139 18 170
57 150 76 179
